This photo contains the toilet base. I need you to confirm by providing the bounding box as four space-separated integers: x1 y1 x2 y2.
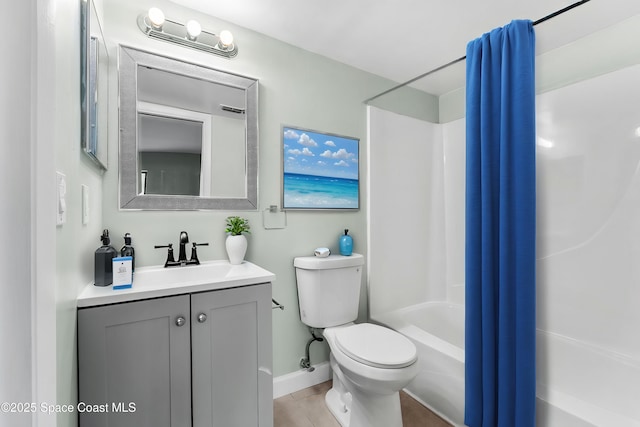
326 357 404 427
325 385 403 427
325 387 350 427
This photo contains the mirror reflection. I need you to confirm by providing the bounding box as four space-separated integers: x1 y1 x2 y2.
138 114 204 196
135 66 246 198
118 46 258 210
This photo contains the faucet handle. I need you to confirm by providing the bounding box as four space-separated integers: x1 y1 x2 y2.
189 242 209 265
154 243 173 251
154 243 176 267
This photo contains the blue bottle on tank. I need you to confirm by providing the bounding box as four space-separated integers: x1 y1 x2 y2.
339 229 353 256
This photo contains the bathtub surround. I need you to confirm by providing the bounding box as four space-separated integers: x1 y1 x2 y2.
368 110 448 314
369 59 640 426
465 20 537 427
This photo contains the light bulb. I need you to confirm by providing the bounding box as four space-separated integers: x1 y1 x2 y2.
186 20 201 40
148 7 165 29
219 30 234 48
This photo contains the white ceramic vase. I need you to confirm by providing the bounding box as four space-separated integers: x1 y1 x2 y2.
226 234 247 265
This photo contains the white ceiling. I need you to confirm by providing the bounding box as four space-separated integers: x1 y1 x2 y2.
169 0 639 96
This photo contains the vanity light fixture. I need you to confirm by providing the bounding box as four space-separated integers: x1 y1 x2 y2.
137 8 238 58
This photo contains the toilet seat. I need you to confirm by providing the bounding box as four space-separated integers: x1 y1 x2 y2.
334 323 417 369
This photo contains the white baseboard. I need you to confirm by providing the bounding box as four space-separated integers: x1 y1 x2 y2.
273 361 332 399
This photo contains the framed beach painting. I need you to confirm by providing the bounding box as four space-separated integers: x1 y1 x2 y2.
282 126 360 210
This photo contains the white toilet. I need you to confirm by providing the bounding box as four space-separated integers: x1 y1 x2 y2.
294 253 418 427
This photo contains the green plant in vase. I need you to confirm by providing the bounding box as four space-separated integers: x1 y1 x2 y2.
225 216 251 236
225 216 250 264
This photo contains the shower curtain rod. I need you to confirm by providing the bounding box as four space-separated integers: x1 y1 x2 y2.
363 0 591 104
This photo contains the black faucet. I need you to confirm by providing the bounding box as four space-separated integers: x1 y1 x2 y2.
155 232 209 268
178 231 189 263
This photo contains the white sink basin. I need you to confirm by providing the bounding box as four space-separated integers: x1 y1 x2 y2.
77 260 276 307
134 261 235 288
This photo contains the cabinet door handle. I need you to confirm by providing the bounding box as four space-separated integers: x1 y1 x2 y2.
197 313 207 323
175 316 186 327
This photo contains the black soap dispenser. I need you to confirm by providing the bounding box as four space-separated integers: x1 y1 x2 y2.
120 233 135 273
95 229 117 286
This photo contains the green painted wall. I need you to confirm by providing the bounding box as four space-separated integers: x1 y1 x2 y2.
54 1 107 426
52 0 436 422
368 84 439 123
100 0 439 379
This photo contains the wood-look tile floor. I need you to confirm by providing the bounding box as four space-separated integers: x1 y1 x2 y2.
274 381 452 427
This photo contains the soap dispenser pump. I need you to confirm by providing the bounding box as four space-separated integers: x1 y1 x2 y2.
120 233 135 273
339 229 353 256
95 229 117 286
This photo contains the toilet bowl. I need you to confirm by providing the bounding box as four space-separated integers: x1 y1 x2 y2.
293 254 419 427
323 323 418 427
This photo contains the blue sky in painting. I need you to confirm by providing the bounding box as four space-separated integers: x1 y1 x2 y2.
283 127 359 180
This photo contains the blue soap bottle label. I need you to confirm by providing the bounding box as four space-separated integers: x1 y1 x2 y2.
339 229 353 256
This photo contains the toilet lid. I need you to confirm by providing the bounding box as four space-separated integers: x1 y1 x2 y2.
334 323 417 369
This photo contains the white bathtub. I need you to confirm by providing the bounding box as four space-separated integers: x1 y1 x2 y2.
373 301 640 427
373 302 465 426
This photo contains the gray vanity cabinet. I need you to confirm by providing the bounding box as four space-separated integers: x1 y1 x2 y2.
78 283 273 427
191 283 273 427
78 294 192 427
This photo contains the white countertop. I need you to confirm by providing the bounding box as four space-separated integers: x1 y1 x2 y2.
77 260 276 308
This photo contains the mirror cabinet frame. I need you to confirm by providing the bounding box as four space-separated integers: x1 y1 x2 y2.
81 0 109 170
118 46 259 210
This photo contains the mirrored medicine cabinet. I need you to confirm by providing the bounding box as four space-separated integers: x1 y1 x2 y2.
81 0 109 169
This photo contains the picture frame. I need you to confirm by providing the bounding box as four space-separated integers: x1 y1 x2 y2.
282 125 360 210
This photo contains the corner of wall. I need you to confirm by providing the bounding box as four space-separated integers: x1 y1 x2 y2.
438 87 465 124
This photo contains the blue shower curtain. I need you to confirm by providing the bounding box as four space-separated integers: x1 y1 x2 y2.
464 20 536 427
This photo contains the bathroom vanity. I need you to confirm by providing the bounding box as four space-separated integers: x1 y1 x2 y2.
77 261 275 427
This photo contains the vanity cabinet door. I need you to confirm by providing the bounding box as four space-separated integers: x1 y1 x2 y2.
191 283 273 427
78 295 192 427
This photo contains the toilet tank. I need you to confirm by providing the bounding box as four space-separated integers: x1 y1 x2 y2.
294 253 364 328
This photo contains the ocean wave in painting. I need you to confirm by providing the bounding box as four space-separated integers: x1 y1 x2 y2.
283 173 358 209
